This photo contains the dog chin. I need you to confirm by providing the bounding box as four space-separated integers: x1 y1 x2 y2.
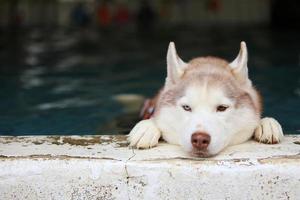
190 149 214 158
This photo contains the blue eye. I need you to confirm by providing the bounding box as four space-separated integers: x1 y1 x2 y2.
182 104 192 112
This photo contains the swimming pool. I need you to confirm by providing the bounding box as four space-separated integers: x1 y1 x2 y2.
0 27 299 135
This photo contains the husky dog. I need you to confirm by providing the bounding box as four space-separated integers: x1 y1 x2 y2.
128 42 284 157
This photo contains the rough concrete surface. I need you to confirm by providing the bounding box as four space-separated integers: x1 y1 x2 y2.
0 135 300 200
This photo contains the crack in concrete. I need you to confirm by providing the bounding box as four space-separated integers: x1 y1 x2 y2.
124 148 136 200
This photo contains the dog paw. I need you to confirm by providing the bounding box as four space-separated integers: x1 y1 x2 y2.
128 119 161 149
254 117 284 144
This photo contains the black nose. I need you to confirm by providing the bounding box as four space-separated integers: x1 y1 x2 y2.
191 132 211 150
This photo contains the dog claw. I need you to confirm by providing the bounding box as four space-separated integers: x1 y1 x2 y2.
128 119 161 149
254 117 284 144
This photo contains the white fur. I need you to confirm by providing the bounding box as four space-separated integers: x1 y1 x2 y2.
229 41 251 86
254 117 284 144
166 42 188 86
128 119 161 149
128 42 284 156
154 85 260 155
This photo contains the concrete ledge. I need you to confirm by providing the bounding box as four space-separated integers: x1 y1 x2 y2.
0 135 300 199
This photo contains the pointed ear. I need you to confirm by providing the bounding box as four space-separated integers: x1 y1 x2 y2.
229 41 251 85
166 42 187 86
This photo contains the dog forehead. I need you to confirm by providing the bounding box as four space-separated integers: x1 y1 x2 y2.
184 71 241 98
183 82 230 104
159 71 241 108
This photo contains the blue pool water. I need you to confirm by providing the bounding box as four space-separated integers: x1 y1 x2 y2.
0 27 299 135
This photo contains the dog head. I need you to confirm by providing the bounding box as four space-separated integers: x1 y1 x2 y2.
155 42 261 157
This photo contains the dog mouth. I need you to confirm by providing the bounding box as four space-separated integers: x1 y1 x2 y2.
190 149 212 158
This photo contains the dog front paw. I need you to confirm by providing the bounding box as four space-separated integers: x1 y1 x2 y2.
128 119 161 149
254 117 284 144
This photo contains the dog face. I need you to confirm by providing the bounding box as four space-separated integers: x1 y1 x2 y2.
155 42 261 157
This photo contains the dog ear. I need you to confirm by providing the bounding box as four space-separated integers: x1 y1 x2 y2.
229 41 251 86
166 42 187 86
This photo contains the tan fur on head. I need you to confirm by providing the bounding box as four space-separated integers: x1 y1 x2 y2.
128 41 283 156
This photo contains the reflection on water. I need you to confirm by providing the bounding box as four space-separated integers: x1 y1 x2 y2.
0 27 299 135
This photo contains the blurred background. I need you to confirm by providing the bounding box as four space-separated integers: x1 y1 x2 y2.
0 0 299 135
